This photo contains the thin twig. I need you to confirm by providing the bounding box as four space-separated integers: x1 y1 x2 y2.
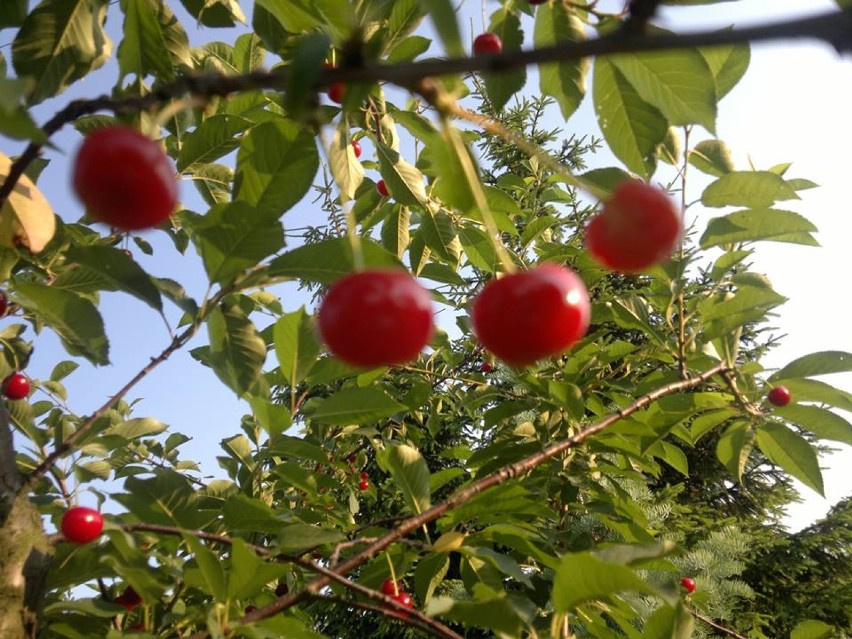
692 610 750 639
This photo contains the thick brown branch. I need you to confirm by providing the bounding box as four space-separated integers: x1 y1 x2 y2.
1 9 850 209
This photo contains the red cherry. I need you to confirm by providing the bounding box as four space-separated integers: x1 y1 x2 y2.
528 0 548 4
585 180 682 273
358 479 370 490
352 140 362 158
376 179 390 197
275 582 288 597
318 270 433 368
244 605 257 614
471 265 591 366
680 577 696 593
473 33 503 55
381 578 399 596
480 362 494 373
328 82 346 104
767 386 792 407
347 454 357 464
61 506 104 544
360 471 369 479
2 372 30 400
392 591 414 617
114 586 142 611
72 126 178 231
0 290 7 317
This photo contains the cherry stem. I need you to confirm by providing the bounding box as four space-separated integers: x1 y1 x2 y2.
385 553 399 596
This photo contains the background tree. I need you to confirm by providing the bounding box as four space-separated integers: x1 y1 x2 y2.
0 1 850 638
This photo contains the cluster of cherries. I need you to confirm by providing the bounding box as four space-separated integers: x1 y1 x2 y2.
381 578 414 616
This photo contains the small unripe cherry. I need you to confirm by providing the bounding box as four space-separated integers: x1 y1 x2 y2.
61 506 104 544
2 372 30 400
473 33 503 55
376 179 390 197
680 577 696 593
767 386 792 407
351 140 362 158
358 479 370 490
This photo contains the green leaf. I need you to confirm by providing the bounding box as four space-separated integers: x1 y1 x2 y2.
701 171 800 208
775 405 852 446
107 418 168 439
0 0 27 28
426 595 525 637
700 208 818 248
700 40 750 100
593 57 667 178
644 602 695 639
482 9 526 111
609 47 716 132
234 119 319 217
770 351 852 381
12 0 112 104
414 553 450 604
273 307 321 387
380 206 411 259
420 209 460 264
420 0 463 57
227 538 289 599
277 524 344 552
222 494 285 533
206 300 267 395
378 443 431 515
13 282 109 365
769 378 852 412
688 139 735 177
191 163 234 206
553 552 658 612
790 619 836 639
376 143 428 208
184 535 228 600
176 114 253 172
329 124 364 201
118 0 193 82
715 421 753 482
756 422 824 496
249 398 292 437
534 3 589 120
254 0 354 38
177 0 246 27
266 238 401 285
310 387 405 425
65 245 163 312
458 225 497 273
193 201 284 284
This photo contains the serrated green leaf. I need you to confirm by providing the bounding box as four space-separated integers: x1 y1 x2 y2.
176 114 253 172
376 142 428 207
12 0 112 104
458 225 497 273
178 0 246 28
420 209 460 264
482 9 526 111
194 201 284 284
118 0 192 82
206 300 266 395
426 594 525 636
716 421 753 482
184 535 228 600
768 378 852 413
534 3 588 120
414 553 450 604
700 40 750 100
274 307 320 387
13 282 109 365
644 602 695 639
65 245 163 312
701 171 800 208
107 418 168 439
378 443 431 514
329 124 364 201
266 238 401 284
700 208 818 248
553 552 658 612
775 405 852 446
227 538 289 599
770 351 852 381
593 57 667 178
609 47 716 132
756 422 824 496
235 119 319 217
191 163 234 206
380 205 411 259
310 387 405 425
688 139 735 176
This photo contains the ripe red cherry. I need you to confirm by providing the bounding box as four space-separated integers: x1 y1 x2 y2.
72 126 178 231
0 290 7 317
2 372 30 400
392 591 414 617
359 471 369 479
767 386 792 407
381 579 399 596
473 33 503 55
352 140 362 158
358 479 370 490
347 454 357 464
680 577 696 593
114 586 142 611
275 582 288 597
528 0 548 4
585 180 682 273
61 506 104 544
328 82 346 104
244 605 257 614
481 362 494 373
318 270 433 368
471 264 591 366
376 179 390 197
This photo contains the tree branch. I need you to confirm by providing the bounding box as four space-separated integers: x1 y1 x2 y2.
1 9 850 209
691 610 750 639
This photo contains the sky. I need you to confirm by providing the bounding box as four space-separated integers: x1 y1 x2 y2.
2 0 849 532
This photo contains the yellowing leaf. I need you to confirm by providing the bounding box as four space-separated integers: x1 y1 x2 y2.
0 151 56 252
